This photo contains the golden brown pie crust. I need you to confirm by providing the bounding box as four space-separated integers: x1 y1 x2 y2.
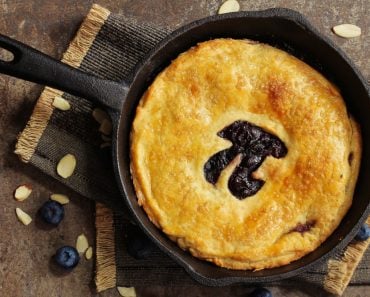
130 39 361 270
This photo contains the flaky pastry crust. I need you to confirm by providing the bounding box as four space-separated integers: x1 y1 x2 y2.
130 39 361 270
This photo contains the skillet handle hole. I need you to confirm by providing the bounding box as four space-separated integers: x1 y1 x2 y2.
0 47 15 63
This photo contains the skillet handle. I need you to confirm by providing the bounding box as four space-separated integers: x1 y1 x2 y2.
0 34 127 111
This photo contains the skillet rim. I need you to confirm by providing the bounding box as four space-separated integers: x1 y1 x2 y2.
113 7 370 285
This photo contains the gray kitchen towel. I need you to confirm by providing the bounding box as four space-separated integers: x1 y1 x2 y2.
14 4 370 296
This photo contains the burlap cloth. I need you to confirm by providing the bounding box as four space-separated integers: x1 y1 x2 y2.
14 4 370 296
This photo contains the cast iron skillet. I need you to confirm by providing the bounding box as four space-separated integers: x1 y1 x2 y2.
0 8 369 285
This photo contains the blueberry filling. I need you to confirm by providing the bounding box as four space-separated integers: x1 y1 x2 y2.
291 220 316 233
348 152 354 165
204 120 287 199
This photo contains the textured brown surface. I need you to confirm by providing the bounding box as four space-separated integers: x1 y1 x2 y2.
0 0 369 297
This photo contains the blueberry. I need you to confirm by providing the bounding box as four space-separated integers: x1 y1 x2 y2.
355 223 370 241
54 246 80 269
38 201 64 225
126 230 156 259
249 288 272 297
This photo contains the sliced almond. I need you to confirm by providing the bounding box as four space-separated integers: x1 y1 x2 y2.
76 233 89 253
100 142 111 149
218 0 240 14
85 246 93 260
50 193 70 205
99 119 112 135
117 287 136 297
333 24 361 38
101 134 111 142
92 108 110 124
14 184 32 201
56 154 76 178
52 96 71 111
15 208 32 225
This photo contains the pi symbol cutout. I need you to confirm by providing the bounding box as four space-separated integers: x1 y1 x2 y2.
204 120 287 199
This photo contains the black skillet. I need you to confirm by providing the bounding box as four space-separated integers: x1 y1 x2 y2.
1 8 369 285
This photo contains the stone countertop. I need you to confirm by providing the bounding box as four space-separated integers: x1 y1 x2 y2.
0 1 368 296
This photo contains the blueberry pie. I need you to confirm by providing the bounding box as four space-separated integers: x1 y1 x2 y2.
130 39 361 270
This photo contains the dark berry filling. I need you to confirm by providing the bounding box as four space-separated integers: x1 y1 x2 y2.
348 152 354 165
204 120 287 199
291 220 316 233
